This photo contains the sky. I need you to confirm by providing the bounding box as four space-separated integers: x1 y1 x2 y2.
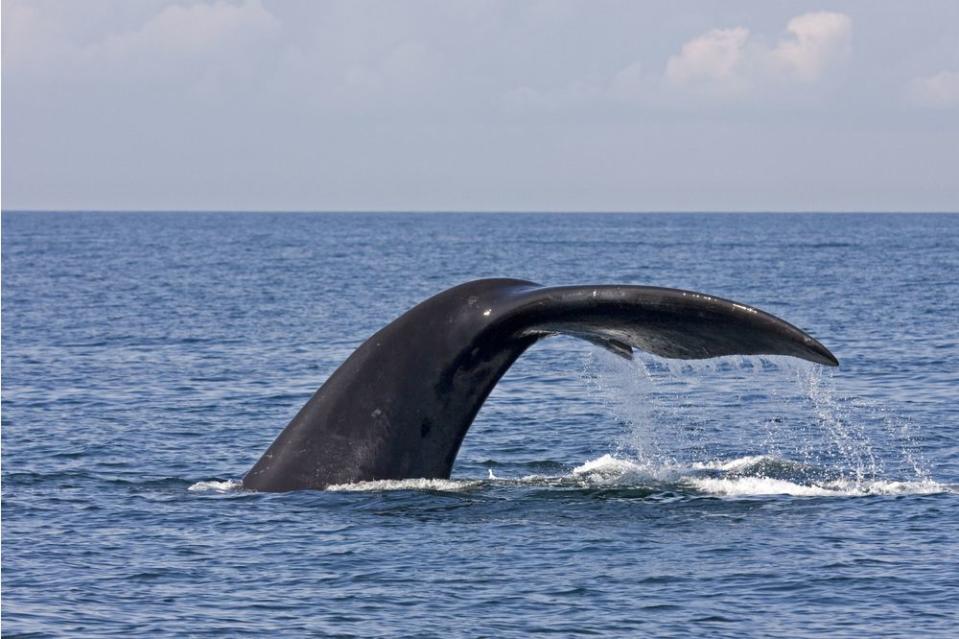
2 0 958 212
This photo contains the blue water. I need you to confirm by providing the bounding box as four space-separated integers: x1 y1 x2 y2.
3 212 958 638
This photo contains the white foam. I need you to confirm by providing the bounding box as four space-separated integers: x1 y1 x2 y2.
690 455 774 472
572 453 645 477
325 478 482 492
821 479 948 496
188 479 243 492
571 454 657 485
571 454 952 497
686 476 949 497
687 476 837 496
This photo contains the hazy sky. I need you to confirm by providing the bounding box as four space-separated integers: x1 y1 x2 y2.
3 0 958 211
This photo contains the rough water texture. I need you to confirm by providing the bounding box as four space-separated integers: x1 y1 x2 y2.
2 212 958 638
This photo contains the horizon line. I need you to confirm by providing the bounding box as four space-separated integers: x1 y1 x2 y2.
3 209 958 215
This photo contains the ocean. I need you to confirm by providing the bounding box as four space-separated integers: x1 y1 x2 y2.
2 212 957 637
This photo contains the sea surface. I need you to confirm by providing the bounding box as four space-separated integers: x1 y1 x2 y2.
2 212 958 638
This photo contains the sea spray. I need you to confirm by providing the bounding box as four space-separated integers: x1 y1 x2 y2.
580 346 933 491
793 362 881 482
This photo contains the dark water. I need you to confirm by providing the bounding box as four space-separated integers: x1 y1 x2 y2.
2 212 958 638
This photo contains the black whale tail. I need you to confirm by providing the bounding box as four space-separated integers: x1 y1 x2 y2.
243 279 837 492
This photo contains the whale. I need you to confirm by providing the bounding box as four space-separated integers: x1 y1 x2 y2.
243 279 838 492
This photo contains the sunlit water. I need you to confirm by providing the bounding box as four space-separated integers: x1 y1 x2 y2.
3 213 958 637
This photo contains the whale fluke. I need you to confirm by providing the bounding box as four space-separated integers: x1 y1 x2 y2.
243 279 837 492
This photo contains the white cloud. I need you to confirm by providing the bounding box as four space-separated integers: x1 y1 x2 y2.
771 12 852 81
665 12 851 97
665 27 750 89
86 0 280 74
505 12 853 110
908 70 959 108
1 1 74 71
3 0 281 94
130 1 276 52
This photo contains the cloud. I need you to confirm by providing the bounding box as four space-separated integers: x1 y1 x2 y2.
665 27 750 90
3 0 281 94
115 0 278 54
907 70 959 108
664 12 851 97
504 12 854 111
771 12 852 82
1 1 74 71
85 1 280 82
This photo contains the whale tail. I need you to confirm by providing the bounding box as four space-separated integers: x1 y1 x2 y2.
486 280 837 366
243 279 837 492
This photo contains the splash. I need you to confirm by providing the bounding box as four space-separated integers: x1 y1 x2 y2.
684 475 945 497
569 452 949 496
188 479 243 492
580 348 935 490
572 454 658 483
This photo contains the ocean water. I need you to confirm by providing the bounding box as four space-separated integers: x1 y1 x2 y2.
2 212 958 638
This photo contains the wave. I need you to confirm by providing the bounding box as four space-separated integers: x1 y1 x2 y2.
690 454 801 473
568 453 950 497
685 476 946 497
185 454 952 497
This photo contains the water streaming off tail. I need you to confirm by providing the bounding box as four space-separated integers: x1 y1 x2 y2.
580 347 933 492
